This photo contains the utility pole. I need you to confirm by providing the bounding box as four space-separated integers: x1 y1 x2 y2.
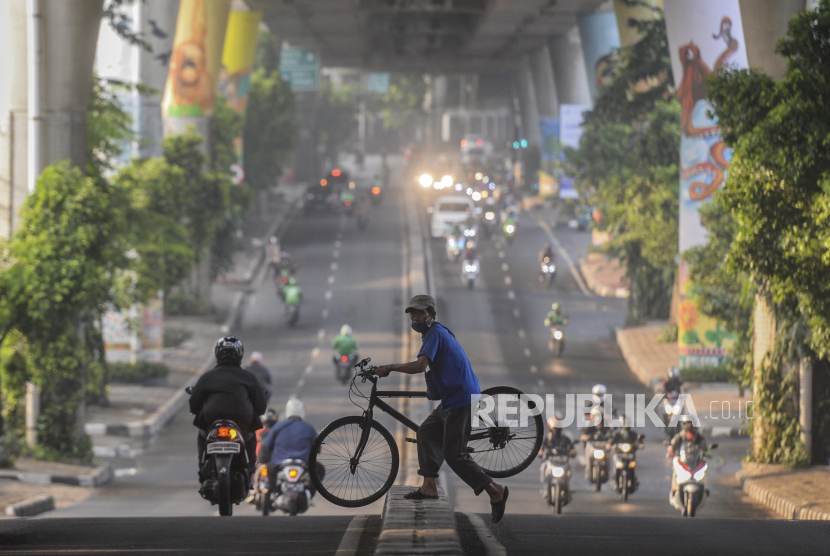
800 357 813 462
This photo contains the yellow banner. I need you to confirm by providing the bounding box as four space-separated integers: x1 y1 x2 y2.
162 0 231 117
613 0 664 48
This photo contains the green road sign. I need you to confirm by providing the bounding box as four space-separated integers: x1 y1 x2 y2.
366 73 390 94
280 46 319 91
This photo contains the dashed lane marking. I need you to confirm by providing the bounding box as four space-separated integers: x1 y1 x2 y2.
498 251 505 259
304 365 313 375
311 347 320 359
530 365 538 374
501 263 509 272
328 275 336 285
325 290 333 300
333 250 340 258
331 262 338 271
507 290 515 300
322 309 329 319
504 276 512 286
335 240 342 249
513 308 520 318
518 329 526 339
297 379 305 389
318 329 326 340
524 348 532 358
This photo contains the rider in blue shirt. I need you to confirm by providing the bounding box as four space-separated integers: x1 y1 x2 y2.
376 294 509 523
261 399 317 467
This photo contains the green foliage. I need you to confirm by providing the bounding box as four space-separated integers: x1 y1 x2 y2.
254 30 281 74
658 323 678 343
380 74 428 130
210 102 245 175
87 75 135 180
679 365 733 383
564 6 679 324
164 327 193 348
244 68 297 191
317 81 358 162
108 362 170 384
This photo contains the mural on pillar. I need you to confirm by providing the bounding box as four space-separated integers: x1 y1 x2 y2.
162 0 230 117
665 0 749 367
538 117 560 197
577 11 622 99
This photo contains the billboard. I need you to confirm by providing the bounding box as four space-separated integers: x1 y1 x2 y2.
665 0 749 367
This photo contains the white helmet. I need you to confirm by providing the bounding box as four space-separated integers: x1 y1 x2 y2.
466 241 476 250
340 324 352 336
591 384 607 397
250 351 263 363
285 398 305 420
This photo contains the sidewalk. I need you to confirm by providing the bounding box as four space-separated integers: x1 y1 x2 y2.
579 252 630 298
739 462 830 520
616 324 748 437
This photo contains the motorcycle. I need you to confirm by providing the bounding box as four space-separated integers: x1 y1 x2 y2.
540 448 575 515
610 436 644 502
548 326 565 357
272 459 313 516
253 463 272 514
586 439 610 492
503 221 516 244
195 415 251 517
284 303 300 327
333 353 358 384
445 234 464 262
461 259 479 290
662 391 684 437
482 209 498 239
540 257 556 288
670 442 717 517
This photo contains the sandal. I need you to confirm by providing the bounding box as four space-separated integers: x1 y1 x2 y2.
490 486 509 523
403 488 439 500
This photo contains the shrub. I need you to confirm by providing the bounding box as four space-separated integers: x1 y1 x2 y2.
164 327 193 348
680 366 733 383
108 362 170 384
658 323 678 343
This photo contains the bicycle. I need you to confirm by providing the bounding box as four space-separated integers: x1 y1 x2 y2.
309 357 544 507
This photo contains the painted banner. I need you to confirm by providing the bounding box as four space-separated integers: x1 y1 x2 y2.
559 104 591 200
577 11 622 100
162 0 231 117
665 0 749 367
218 10 262 178
539 116 560 190
103 297 164 364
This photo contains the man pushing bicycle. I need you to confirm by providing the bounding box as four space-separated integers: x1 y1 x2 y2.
376 294 509 523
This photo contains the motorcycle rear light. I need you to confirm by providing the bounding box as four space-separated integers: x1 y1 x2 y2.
281 277 288 284
341 355 349 362
217 427 238 440
372 187 381 195
288 468 299 479
261 467 269 477
344 200 351 207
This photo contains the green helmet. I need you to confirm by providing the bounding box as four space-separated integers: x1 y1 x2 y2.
551 303 560 311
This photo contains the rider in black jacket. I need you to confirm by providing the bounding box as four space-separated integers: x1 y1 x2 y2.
190 336 267 476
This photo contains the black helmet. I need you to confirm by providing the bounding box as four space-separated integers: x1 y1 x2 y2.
215 335 244 365
263 408 278 428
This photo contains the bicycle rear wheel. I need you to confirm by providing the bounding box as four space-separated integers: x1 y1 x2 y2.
309 416 399 508
469 386 543 478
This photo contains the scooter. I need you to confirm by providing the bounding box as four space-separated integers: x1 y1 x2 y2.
662 391 684 437
548 326 565 357
333 353 358 384
540 257 556 288
503 222 516 244
446 234 463 262
540 447 576 515
263 459 314 516
586 439 610 492
284 303 300 327
670 442 717 517
610 435 644 502
461 259 479 290
192 414 251 517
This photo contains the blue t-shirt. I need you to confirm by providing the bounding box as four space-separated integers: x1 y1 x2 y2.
417 322 481 410
262 418 318 467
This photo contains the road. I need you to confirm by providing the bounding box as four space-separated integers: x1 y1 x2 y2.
5 158 813 555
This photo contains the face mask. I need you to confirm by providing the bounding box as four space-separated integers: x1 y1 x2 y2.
411 320 431 334
685 431 695 440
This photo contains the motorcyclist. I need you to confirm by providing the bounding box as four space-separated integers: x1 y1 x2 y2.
260 399 321 498
668 421 707 458
462 240 478 263
283 277 302 306
663 366 685 395
245 352 272 404
332 324 360 365
266 236 282 274
605 416 643 449
256 408 279 464
538 243 555 264
540 415 576 457
189 336 266 479
580 407 611 481
544 303 568 327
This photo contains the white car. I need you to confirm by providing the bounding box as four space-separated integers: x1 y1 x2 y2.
430 195 474 239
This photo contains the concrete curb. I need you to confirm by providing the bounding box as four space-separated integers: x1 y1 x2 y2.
4 494 55 517
579 257 629 298
739 475 830 520
85 290 247 442
375 486 462 556
0 462 114 488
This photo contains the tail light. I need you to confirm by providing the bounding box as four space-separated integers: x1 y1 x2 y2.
372 186 381 195
217 427 238 440
261 467 269 477
341 355 349 362
283 466 302 483
344 200 351 207
281 277 288 284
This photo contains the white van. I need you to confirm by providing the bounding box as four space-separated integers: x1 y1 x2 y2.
430 195 474 238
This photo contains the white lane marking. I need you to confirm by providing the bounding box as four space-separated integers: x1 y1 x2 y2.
318 329 326 340
498 251 505 259
304 365 313 375
331 262 338 271
311 347 320 359
335 515 368 556
530 365 538 374
333 250 340 258
504 276 512 286
325 290 333 300
518 329 526 339
501 263 509 272
513 308 520 318
537 218 592 297
328 275 336 285
463 512 507 556
507 290 515 300
322 308 329 319
538 379 546 387
524 348 532 358
114 468 138 478
335 240 342 249
297 379 305 388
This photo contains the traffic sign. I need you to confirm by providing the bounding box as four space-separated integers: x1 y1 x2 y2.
366 73 390 94
230 163 245 185
279 46 319 91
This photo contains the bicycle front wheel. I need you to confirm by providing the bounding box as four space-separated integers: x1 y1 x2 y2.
469 386 544 478
309 416 399 508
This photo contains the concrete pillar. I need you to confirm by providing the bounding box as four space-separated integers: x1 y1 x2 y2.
549 26 592 106
751 294 776 460
530 45 559 118
614 0 663 48
739 0 808 81
41 0 105 169
431 75 447 146
0 0 29 237
514 57 542 150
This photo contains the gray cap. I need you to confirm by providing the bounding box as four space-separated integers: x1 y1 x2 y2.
405 294 436 313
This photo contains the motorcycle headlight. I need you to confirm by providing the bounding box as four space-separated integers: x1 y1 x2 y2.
593 449 605 460
419 173 433 187
664 403 674 415
465 264 478 272
551 466 565 478
505 224 515 233
615 460 625 468
620 443 631 453
673 459 692 483
472 192 482 201
485 212 495 220
672 405 681 415
693 463 708 482
553 330 563 340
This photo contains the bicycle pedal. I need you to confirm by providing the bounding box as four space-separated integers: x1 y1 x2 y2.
405 438 417 443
